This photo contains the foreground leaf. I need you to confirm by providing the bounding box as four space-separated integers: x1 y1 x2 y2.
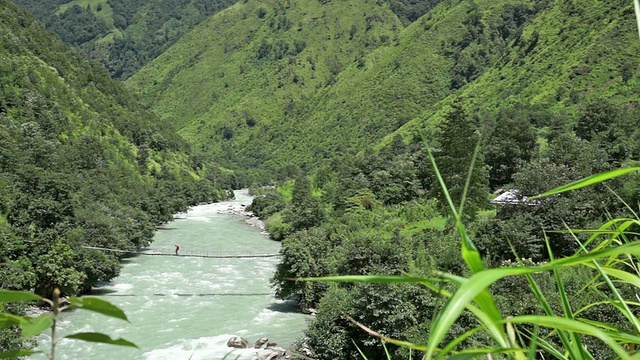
65 332 138 348
20 314 54 339
507 315 638 359
0 350 40 359
0 313 25 329
68 297 129 322
0 290 43 303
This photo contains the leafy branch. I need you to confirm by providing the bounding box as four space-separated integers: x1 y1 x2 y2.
0 288 137 360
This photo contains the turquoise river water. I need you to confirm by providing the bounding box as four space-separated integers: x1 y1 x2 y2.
36 190 308 359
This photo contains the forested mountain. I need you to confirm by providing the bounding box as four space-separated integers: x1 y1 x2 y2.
126 0 410 175
126 0 639 178
10 0 238 80
0 0 236 350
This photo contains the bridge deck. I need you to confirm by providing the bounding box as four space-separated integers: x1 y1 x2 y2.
82 246 281 259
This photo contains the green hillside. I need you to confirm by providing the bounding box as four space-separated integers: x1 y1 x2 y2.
396 0 640 144
0 0 229 305
128 0 639 177
127 0 407 173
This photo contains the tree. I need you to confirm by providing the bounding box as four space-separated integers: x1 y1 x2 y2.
431 100 489 220
282 176 324 232
484 106 538 189
272 228 331 310
574 98 619 142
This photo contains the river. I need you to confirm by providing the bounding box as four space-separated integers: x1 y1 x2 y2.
36 190 308 359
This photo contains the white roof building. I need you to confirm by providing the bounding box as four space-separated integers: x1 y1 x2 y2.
490 189 540 205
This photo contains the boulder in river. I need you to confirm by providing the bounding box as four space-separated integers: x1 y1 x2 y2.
256 347 288 360
254 336 269 348
226 336 249 349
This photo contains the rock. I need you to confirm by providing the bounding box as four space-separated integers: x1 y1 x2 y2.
254 336 269 348
255 350 273 360
266 342 278 347
302 307 317 315
298 337 313 358
307 308 317 315
226 336 249 349
256 347 287 360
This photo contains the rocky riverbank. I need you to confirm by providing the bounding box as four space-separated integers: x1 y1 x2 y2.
218 191 269 235
226 336 311 360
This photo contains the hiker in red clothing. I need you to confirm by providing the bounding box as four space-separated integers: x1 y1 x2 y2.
175 245 180 255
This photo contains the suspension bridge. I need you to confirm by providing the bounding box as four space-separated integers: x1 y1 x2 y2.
82 246 282 259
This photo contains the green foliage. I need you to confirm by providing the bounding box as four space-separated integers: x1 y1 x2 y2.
7 0 640 358
34 242 87 297
0 289 137 359
272 227 332 309
306 282 435 360
47 4 109 47
388 0 443 26
260 92 640 358
122 0 639 180
264 212 292 241
247 191 286 219
281 176 325 232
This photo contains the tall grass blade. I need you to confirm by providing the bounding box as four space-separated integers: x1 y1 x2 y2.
517 327 568 359
585 264 640 292
575 300 640 320
635 0 640 38
435 325 487 360
606 183 639 219
506 315 639 359
419 132 459 220
544 231 587 358
458 138 482 219
522 271 576 358
420 132 484 274
526 325 540 360
577 252 640 332
529 167 640 199
513 241 577 358
352 340 370 360
381 341 393 360
420 132 508 358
